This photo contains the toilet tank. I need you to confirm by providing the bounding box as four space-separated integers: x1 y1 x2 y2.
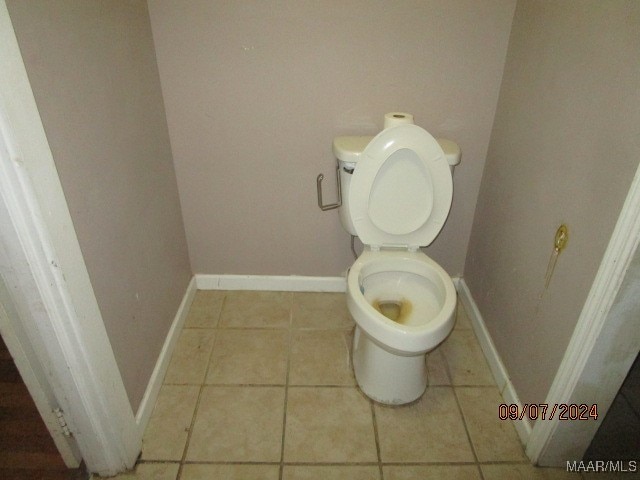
333 136 371 235
333 135 461 236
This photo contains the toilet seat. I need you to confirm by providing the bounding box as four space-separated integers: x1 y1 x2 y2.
349 124 453 249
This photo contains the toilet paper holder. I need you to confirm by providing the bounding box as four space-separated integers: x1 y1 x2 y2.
316 165 342 211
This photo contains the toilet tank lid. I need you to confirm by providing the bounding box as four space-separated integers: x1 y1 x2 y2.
333 136 374 164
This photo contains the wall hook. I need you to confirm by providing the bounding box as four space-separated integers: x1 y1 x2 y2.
316 164 342 211
544 224 569 288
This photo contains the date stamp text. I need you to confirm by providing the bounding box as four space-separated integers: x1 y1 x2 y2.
498 403 598 421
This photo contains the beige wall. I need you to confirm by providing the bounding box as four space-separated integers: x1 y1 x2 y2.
465 0 640 406
7 0 192 411
147 0 516 277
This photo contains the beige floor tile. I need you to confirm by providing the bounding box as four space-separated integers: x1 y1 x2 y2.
292 292 353 329
141 385 200 461
441 329 495 385
289 329 355 385
181 463 280 480
185 290 225 328
375 386 474 463
164 329 216 385
427 348 451 386
206 329 288 384
284 387 377 463
456 386 527 462
383 465 481 480
186 386 285 462
283 465 380 479
481 463 582 479
454 301 473 330
111 463 180 479
219 291 291 328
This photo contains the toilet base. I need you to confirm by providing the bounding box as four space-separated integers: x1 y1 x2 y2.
352 326 427 405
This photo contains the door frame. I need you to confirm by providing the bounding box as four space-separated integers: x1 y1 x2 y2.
527 162 640 465
0 278 81 467
0 1 140 475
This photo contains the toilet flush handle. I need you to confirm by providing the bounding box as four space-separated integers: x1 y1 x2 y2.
316 164 342 211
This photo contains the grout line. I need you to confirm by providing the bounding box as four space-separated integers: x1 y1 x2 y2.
186 325 356 331
278 293 294 480
441 340 483 473
451 386 481 464
476 463 485 480
168 382 288 387
163 383 363 388
369 400 384 480
379 461 493 466
438 348 453 386
473 460 535 465
174 293 227 480
174 384 201 479
448 384 499 389
279 461 382 466
141 459 533 466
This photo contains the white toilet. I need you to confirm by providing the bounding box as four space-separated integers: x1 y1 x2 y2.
333 113 461 405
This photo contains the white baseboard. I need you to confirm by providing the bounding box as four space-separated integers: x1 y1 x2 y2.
134 276 197 436
195 274 346 292
456 278 532 444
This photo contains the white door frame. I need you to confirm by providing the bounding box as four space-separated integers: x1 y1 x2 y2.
0 1 140 475
527 161 640 465
0 277 81 467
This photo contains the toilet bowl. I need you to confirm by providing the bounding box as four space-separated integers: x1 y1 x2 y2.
347 249 456 404
332 113 461 405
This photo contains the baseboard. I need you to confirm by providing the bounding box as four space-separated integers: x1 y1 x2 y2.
456 278 532 444
135 276 197 436
195 274 346 292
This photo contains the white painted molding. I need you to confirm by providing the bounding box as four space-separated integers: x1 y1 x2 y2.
501 380 533 445
0 3 140 474
0 284 81 467
196 275 459 294
527 162 640 465
456 279 509 392
196 274 347 292
456 278 532 444
135 276 197 436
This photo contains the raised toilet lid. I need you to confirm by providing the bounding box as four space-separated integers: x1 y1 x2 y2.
348 124 453 248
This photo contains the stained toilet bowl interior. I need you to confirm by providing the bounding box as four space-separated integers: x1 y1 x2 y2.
372 299 412 324
359 270 443 327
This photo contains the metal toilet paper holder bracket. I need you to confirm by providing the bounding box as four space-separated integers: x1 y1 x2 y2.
316 165 342 211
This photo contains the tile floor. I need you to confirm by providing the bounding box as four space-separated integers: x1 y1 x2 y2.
112 290 584 480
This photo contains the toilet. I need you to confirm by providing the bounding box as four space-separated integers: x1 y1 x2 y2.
333 113 461 405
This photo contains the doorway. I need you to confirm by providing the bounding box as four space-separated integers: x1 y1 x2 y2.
0 332 84 478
